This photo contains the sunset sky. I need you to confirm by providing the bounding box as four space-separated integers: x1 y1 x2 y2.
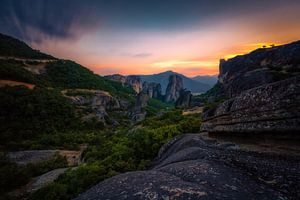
1 0 300 77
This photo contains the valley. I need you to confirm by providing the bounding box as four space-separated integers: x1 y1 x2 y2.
0 33 299 200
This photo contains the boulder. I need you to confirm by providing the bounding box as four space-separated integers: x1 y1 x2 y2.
74 134 300 200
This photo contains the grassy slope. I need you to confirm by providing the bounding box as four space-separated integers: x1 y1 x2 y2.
0 33 54 59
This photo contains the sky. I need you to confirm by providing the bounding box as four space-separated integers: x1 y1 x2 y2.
0 0 300 77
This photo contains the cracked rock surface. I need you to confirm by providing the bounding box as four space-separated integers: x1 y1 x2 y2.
75 134 300 200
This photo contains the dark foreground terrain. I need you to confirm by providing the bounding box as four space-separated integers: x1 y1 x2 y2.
75 133 300 200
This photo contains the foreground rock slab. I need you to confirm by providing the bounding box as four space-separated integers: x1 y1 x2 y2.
75 134 300 200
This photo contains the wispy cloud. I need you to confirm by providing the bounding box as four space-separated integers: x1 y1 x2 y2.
120 52 152 58
152 60 218 68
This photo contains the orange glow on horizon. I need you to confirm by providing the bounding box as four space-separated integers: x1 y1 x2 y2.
89 42 285 77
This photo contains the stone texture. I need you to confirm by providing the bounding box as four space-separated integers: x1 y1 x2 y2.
175 89 192 108
218 41 300 97
104 74 126 85
131 90 150 122
74 134 300 200
201 76 300 133
142 82 162 99
165 75 184 102
26 168 68 193
64 89 120 122
126 75 143 93
7 149 84 166
106 74 142 93
7 150 58 165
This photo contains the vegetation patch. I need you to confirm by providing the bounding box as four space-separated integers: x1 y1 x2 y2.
28 110 201 200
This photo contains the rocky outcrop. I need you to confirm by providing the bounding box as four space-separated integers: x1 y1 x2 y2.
218 41 300 97
165 75 184 102
64 89 120 122
126 75 143 93
201 76 300 134
131 91 150 122
134 91 150 110
105 74 142 93
142 82 162 99
104 74 126 85
26 168 68 193
7 149 84 166
175 89 192 108
75 134 300 200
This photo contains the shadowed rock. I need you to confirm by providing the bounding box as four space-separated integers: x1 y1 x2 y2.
74 134 299 200
142 82 162 99
105 74 142 93
175 89 193 108
201 75 300 134
165 75 184 102
219 41 300 98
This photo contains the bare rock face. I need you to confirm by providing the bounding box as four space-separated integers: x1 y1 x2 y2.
135 91 150 109
175 89 193 108
165 75 184 102
126 75 143 93
142 82 162 99
74 134 300 200
105 74 142 93
219 41 300 97
104 74 126 85
132 90 150 122
202 76 300 134
64 89 120 122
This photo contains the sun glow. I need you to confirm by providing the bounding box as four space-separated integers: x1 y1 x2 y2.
152 60 218 68
222 42 283 60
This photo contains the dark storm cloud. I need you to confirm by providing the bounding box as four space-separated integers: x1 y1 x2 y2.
0 0 295 43
0 0 101 43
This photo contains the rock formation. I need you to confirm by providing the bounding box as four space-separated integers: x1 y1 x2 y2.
126 75 143 93
142 82 162 99
165 74 184 102
202 76 300 133
64 89 120 122
105 74 142 93
131 90 150 122
75 134 300 200
175 89 192 108
104 74 126 85
218 41 300 97
201 41 300 134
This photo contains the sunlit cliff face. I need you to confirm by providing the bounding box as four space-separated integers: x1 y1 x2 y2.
1 0 300 77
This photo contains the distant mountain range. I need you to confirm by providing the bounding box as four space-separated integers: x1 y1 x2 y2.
138 71 217 94
191 75 218 86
